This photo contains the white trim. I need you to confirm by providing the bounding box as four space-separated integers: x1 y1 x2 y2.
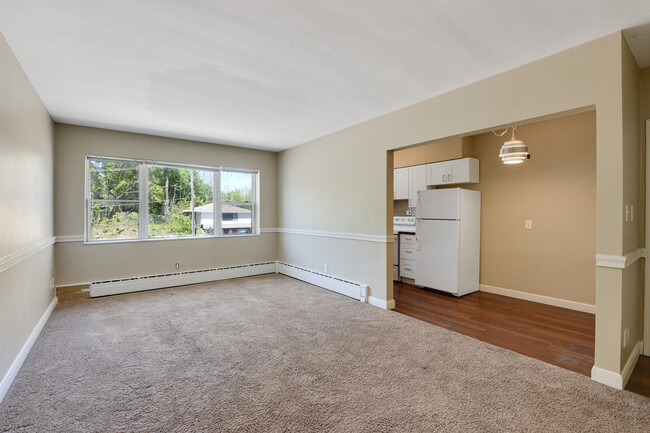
646 120 650 356
368 296 396 310
56 235 84 243
277 262 368 302
90 262 277 297
479 284 596 314
0 297 57 403
276 228 393 243
590 340 643 391
0 237 56 273
591 366 623 390
622 341 644 388
596 248 645 269
57 231 276 244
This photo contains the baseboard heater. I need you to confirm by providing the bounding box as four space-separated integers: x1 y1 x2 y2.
90 262 277 297
277 262 367 302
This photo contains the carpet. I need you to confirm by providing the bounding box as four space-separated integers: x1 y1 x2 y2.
1 274 648 432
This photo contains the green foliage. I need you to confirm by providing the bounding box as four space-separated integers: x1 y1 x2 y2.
148 205 194 238
91 211 139 240
148 166 212 216
221 188 250 203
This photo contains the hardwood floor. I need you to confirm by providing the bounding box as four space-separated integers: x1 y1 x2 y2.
393 281 649 399
626 355 650 398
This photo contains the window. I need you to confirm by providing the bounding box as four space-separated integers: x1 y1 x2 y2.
85 156 258 242
220 170 254 235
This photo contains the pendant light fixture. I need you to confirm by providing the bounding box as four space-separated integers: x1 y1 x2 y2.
494 126 530 164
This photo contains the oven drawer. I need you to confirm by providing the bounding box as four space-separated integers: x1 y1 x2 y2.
400 244 417 260
400 259 416 278
400 233 417 245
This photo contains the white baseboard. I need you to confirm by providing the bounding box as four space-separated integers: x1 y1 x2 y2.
622 341 644 388
0 296 57 403
480 284 596 314
90 262 277 297
277 262 367 302
591 341 644 390
368 296 396 310
591 365 624 389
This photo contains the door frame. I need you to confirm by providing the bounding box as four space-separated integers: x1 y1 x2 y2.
643 119 650 356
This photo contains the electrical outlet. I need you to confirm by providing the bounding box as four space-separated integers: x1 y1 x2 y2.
175 263 180 270
623 327 630 348
324 264 328 273
49 278 55 291
525 220 532 230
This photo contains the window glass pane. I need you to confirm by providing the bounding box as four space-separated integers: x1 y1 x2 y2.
90 202 139 240
221 171 252 203
221 204 252 235
89 160 139 201
148 166 214 237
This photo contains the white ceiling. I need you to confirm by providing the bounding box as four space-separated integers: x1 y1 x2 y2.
1 1 649 151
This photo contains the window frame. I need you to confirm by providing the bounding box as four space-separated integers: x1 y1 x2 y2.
84 155 259 243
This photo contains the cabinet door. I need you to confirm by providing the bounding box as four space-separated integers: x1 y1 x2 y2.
427 162 447 186
449 159 467 184
409 165 427 207
394 167 409 200
449 158 479 184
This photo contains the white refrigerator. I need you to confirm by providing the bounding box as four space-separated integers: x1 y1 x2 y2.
415 188 481 296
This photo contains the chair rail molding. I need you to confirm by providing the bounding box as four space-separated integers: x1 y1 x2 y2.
0 237 56 273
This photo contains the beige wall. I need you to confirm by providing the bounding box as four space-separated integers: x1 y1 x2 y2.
54 124 278 285
642 68 650 356
458 111 596 305
278 32 639 377
619 37 642 368
0 32 55 387
393 137 472 168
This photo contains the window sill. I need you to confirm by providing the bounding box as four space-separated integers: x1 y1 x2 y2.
84 232 261 245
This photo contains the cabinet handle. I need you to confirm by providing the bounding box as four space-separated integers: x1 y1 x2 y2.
447 174 451 182
404 250 413 254
404 267 412 271
442 174 445 183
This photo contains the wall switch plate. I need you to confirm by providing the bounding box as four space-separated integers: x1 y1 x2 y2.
623 327 630 348
525 220 532 230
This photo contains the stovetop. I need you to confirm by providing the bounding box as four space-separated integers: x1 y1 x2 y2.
393 216 416 234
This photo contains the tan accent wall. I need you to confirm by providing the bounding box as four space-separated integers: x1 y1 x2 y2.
460 111 596 305
0 32 55 386
278 32 636 376
54 124 278 285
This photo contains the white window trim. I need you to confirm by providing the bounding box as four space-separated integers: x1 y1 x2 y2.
84 155 259 243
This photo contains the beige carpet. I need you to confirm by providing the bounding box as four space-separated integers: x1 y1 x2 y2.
1 274 648 432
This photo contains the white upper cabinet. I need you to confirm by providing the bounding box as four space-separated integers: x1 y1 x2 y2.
427 158 479 186
408 164 427 207
394 167 409 199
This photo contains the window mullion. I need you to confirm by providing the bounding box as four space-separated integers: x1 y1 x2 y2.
139 164 149 239
85 157 91 242
214 169 221 237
